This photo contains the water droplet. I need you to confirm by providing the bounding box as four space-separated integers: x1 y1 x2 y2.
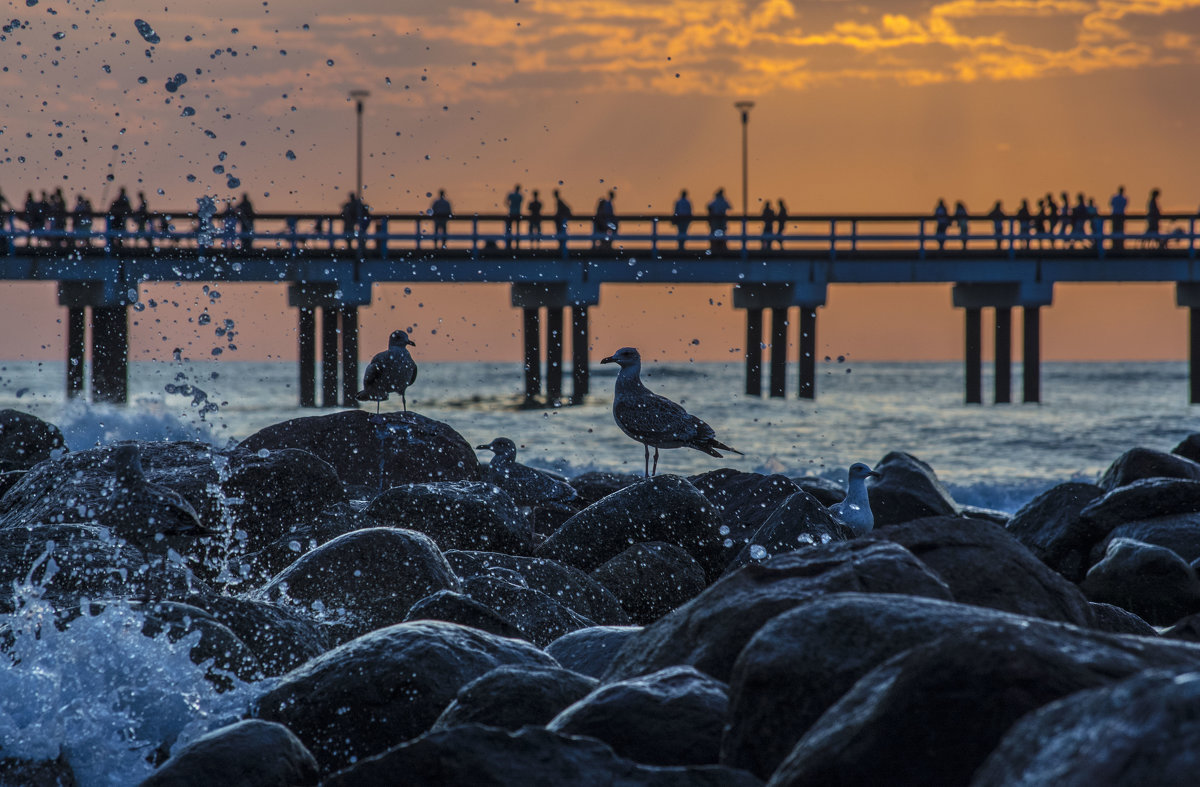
285 150 296 160
134 19 160 44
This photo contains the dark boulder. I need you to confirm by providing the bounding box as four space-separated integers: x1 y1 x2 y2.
0 409 65 472
537 474 726 580
238 503 377 584
1081 477 1200 529
867 452 959 526
255 620 557 774
1098 446 1200 490
602 540 952 683
791 476 844 507
0 470 24 498
258 527 459 641
219 448 344 553
459 574 595 647
322 725 763 787
1080 537 1200 625
1005 481 1106 582
365 481 528 554
135 600 261 685
569 470 641 507
870 515 1095 625
238 410 479 490
0 754 76 787
1092 512 1200 565
1172 433 1200 463
548 666 729 767
139 719 319 787
973 669 1200 787
404 590 525 640
183 594 330 677
725 490 852 573
592 542 707 624
432 665 597 731
546 626 643 679
689 469 801 546
1090 601 1159 636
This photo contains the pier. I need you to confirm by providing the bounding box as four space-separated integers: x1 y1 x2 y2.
2 210 1199 406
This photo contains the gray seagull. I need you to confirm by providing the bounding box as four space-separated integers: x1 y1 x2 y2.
601 346 742 476
100 444 210 546
477 437 579 511
829 462 881 536
356 329 419 412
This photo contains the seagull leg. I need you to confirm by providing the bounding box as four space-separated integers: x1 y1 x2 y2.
644 444 650 477
652 447 660 477
402 394 408 413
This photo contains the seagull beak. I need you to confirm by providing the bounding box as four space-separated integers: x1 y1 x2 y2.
476 444 490 450
407 340 417 346
868 471 882 479
600 355 615 364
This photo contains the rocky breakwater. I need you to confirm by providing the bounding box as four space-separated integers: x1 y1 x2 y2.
4 410 1200 786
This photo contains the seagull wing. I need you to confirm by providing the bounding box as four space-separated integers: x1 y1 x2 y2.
614 389 706 447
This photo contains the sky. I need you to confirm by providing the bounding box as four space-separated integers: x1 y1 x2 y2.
2 0 1200 364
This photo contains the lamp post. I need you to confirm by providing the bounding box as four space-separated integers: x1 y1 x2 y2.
734 100 755 249
349 90 370 202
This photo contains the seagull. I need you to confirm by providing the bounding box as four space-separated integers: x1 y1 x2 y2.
829 462 881 535
356 329 418 412
476 437 579 513
600 346 742 477
99 443 210 547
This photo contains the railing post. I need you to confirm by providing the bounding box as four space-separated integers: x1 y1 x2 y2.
378 216 389 259
1191 217 1196 260
918 218 926 260
1007 218 1015 260
851 220 858 252
828 219 837 261
651 218 658 255
472 215 479 258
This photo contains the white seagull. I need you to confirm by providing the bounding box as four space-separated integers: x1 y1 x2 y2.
356 329 419 412
829 462 881 535
600 346 742 477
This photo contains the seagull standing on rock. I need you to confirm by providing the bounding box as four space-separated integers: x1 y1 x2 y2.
477 437 579 538
356 329 418 412
830 462 881 535
601 346 743 477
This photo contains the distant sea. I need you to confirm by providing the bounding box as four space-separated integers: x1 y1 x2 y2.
2 358 1196 514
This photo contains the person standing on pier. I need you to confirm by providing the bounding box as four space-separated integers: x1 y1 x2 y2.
593 189 617 248
72 193 93 248
431 189 452 248
954 201 969 249
528 189 544 247
672 189 692 250
1145 188 1162 247
707 188 730 252
340 192 359 249
986 200 1005 250
933 199 950 250
134 191 150 247
1110 186 1128 250
553 189 572 249
107 187 132 251
237 192 256 242
1059 191 1072 244
776 199 789 249
1016 199 1032 249
761 200 776 250
1044 193 1059 246
505 184 523 249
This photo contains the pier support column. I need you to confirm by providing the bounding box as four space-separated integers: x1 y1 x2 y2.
964 307 982 404
546 308 564 404
994 306 1012 404
745 308 763 397
297 307 316 408
769 307 788 398
320 308 340 408
340 307 359 408
571 305 589 405
66 306 85 399
1192 307 1200 405
523 307 541 406
91 306 129 404
798 307 816 399
1023 306 1041 404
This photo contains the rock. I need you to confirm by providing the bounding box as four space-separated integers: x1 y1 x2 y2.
0 409 65 472
869 516 1095 625
591 542 707 624
767 626 1197 787
790 476 844 507
135 600 261 685
1093 512 1200 565
569 470 641 507
867 452 958 526
1172 433 1200 463
0 753 76 787
602 540 953 683
958 505 1009 526
1162 611 1200 642
220 448 345 553
404 590 525 640
139 719 319 787
238 503 376 584
549 666 729 767
1080 537 1200 625
546 626 643 679
0 470 24 498
238 410 480 490
365 481 528 554
1005 482 1106 582
432 665 597 731
1081 477 1200 529
183 594 330 677
723 592 1200 780
973 669 1200 787
258 527 459 641
1098 446 1200 490
1089 601 1158 637
689 469 801 547
255 620 557 774
725 490 852 573
537 474 727 580
459 574 595 647
322 725 763 787
446 550 631 626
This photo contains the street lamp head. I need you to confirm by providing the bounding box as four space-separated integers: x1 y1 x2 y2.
349 89 371 100
734 100 755 111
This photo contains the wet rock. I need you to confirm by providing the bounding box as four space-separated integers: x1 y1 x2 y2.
1081 477 1200 529
725 490 852 573
1005 481 1106 582
592 542 707 624
0 470 24 498
0 753 76 787
220 448 344 553
549 666 729 767
258 527 459 642
1080 537 1200 625
321 725 762 787
869 516 1095 625
546 625 643 679
135 600 261 685
689 469 801 547
602 540 952 683
238 503 376 584
790 476 844 507
184 594 330 677
958 504 1009 526
1171 433 1200 463
569 470 641 507
1093 512 1200 565
365 481 528 554
537 474 727 580
867 452 959 526
0 409 66 472
1098 446 1200 490
974 669 1200 787
255 620 556 774
404 589 525 640
459 574 595 647
446 550 630 625
139 719 318 787
432 665 597 731
1089 601 1158 636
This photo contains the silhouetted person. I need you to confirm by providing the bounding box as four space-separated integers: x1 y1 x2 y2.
430 189 452 248
932 199 949 250
672 189 692 250
553 189 571 249
954 201 969 249
1016 199 1032 249
1044 193 1059 245
340 192 359 248
505 184 522 249
236 192 255 240
593 190 616 248
1087 197 1101 244
1110 185 1128 250
776 199 788 249
986 200 1005 250
133 191 150 246
1070 193 1088 247
1059 191 1072 242
107 187 132 250
528 189 544 246
48 189 67 248
1034 199 1048 248
761 200 776 250
1146 188 1162 247
707 188 731 252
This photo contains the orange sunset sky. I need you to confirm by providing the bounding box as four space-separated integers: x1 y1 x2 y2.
2 0 1200 364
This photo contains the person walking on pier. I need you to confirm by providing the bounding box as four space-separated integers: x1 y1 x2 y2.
431 189 452 248
776 199 789 249
505 184 523 249
133 191 150 247
986 200 1005 250
593 190 617 248
1059 191 1072 244
954 201 969 249
1069 193 1088 247
1145 188 1162 248
1110 185 1128 250
1087 197 1102 246
933 199 950 250
672 189 692 250
236 192 255 242
553 189 572 250
340 192 359 249
1044 193 1059 246
707 188 731 252
1016 199 1032 249
107 187 132 251
761 200 776 250
71 193 94 248
528 189 544 246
